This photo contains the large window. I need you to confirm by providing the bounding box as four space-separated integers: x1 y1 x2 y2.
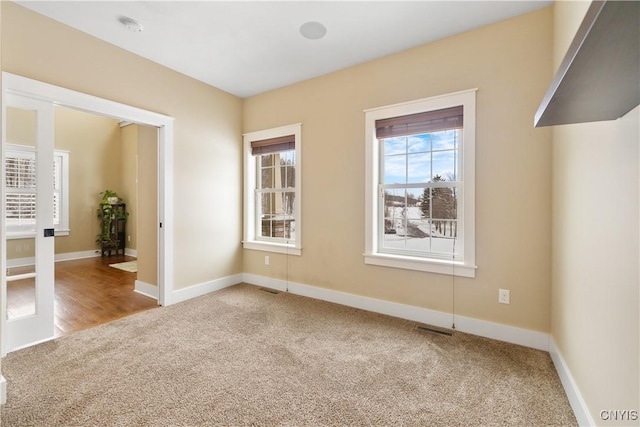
364 90 476 277
5 144 70 237
243 124 302 255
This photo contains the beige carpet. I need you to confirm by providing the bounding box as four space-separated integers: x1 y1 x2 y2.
108 260 137 273
1 284 576 426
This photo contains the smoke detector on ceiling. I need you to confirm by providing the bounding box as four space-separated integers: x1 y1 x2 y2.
118 16 144 33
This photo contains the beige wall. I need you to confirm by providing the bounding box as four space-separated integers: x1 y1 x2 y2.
119 122 158 285
243 8 553 332
6 105 36 145
1 2 243 289
551 1 640 425
54 106 122 255
4 106 122 259
120 124 137 251
137 124 158 286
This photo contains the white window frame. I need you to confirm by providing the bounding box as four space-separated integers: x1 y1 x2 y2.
53 149 70 236
364 89 476 278
243 123 302 255
5 144 70 238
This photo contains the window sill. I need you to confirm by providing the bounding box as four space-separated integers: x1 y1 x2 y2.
6 229 70 239
364 253 476 278
6 232 37 240
243 240 302 256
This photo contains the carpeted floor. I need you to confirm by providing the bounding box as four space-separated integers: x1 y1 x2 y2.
1 283 577 426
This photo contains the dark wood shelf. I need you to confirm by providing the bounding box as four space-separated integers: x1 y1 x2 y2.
534 0 639 127
100 203 126 257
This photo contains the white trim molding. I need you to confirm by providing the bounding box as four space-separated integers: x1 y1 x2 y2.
242 273 549 351
171 274 243 305
135 280 159 300
364 253 476 278
243 241 301 256
7 250 102 268
549 337 595 426
54 250 101 262
125 248 138 258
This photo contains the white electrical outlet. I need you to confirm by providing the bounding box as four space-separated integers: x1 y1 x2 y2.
265 256 270 266
128 235 131 242
499 289 510 304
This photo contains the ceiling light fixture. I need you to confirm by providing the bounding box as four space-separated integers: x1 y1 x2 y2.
118 16 144 33
299 21 327 40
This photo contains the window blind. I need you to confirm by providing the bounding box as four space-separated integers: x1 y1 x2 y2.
251 135 295 155
5 154 36 189
375 106 463 139
5 151 37 226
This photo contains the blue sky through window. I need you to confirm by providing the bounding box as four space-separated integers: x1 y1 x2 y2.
383 130 459 185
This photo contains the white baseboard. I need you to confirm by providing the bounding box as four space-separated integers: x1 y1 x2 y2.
453 314 549 351
55 250 101 262
6 249 140 268
549 337 595 426
171 274 243 305
0 375 6 405
135 280 158 300
242 273 549 351
6 256 36 268
7 250 101 267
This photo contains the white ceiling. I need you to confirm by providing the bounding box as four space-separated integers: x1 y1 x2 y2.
17 1 552 98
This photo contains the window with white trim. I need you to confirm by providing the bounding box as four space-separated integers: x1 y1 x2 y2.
5 144 70 237
364 90 476 277
243 124 302 255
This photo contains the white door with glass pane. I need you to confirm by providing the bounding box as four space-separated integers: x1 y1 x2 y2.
1 93 55 355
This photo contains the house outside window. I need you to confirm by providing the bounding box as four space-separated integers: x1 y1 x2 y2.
364 90 476 277
5 144 70 237
243 123 302 255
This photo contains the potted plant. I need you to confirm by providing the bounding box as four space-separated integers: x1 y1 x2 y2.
96 190 128 249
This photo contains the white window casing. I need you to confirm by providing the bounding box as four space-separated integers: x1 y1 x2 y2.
364 89 477 278
243 123 302 256
53 150 70 236
5 144 69 238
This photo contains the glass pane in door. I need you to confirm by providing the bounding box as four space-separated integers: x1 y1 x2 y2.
6 238 37 319
5 106 38 320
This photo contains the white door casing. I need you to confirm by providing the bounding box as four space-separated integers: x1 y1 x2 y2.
1 72 175 356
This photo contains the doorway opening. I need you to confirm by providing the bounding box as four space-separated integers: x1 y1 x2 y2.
1 72 174 355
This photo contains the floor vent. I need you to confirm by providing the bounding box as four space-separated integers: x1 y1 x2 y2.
416 325 453 336
259 287 280 295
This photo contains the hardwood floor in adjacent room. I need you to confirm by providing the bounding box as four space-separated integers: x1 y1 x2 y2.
7 255 158 338
54 255 158 337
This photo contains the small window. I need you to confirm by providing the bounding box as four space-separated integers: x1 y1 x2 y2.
364 90 476 277
5 145 70 237
243 124 302 255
